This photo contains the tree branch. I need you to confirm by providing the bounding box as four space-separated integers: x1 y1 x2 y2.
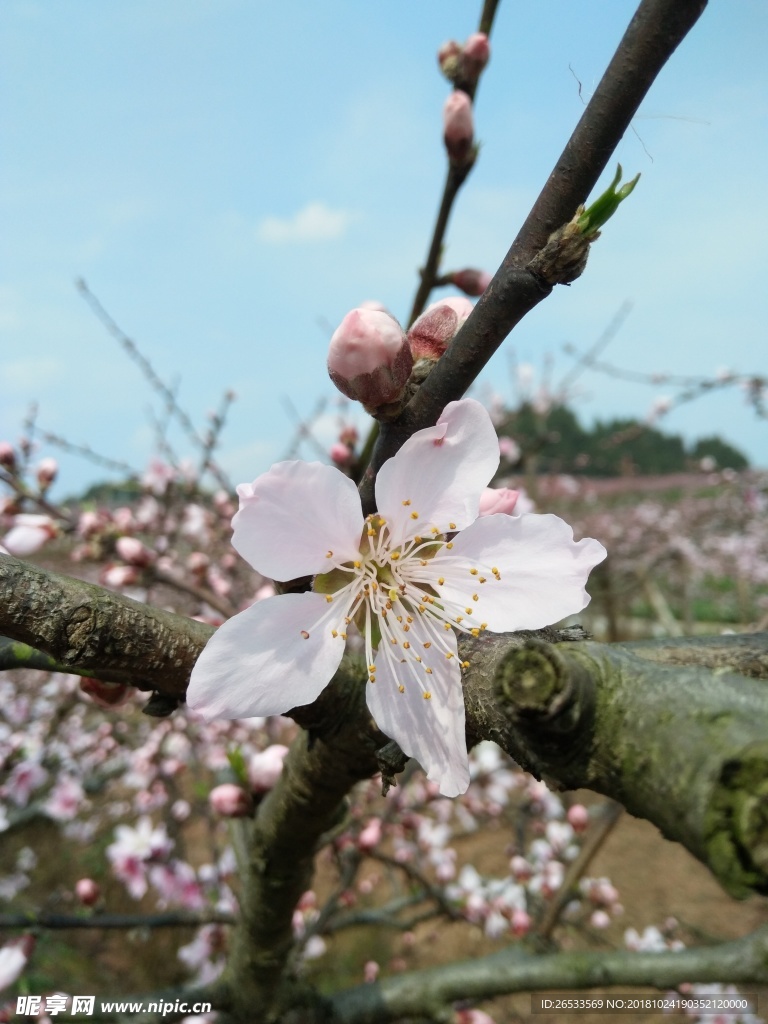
326 925 768 1024
361 0 708 511
489 636 768 898
0 554 212 696
0 910 235 931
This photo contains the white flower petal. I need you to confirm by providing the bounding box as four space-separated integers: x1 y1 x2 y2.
439 513 606 630
375 399 499 541
233 461 363 580
366 631 470 797
187 592 347 719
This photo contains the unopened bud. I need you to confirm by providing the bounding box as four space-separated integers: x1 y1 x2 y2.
437 39 462 81
36 457 58 489
115 536 154 567
248 744 289 793
408 297 473 362
449 268 492 297
328 309 413 412
566 803 590 832
79 677 132 708
209 783 253 818
478 487 519 517
443 91 474 165
330 442 352 466
75 878 101 906
101 564 139 588
0 441 16 470
461 33 490 82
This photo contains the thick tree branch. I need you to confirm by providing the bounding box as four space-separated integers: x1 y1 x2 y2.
325 925 768 1024
489 636 768 898
0 554 213 696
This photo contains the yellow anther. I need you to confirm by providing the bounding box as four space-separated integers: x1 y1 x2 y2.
367 528 375 536
415 655 422 663
420 559 428 566
414 535 422 543
403 641 410 649
301 630 310 639
344 616 351 624
471 628 480 637
340 632 347 639
369 676 376 683
437 576 445 585
325 595 334 603
470 568 478 576
472 594 479 602
406 616 413 623
353 560 361 568
425 668 433 675
423 691 432 699
403 624 410 632
396 614 403 622
492 567 499 574
372 581 379 590
446 541 454 549
325 550 333 558
465 607 473 614
445 652 454 660
390 552 400 561
402 499 411 506
331 630 338 638
410 511 419 520
461 660 470 669
444 623 451 631
455 616 463 623
390 637 398 644
431 526 439 535
369 665 376 673
479 576 487 584
398 684 405 693
423 641 432 649
449 522 456 530
378 518 386 527
388 588 399 602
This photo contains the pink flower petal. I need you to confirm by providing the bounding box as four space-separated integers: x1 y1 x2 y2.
375 399 499 542
187 592 348 719
233 461 363 580
366 632 469 797
439 513 606 630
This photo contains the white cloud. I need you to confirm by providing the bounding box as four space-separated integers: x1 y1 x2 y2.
256 201 355 244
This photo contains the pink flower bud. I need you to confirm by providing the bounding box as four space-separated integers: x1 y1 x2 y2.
0 441 16 470
75 878 100 906
101 564 139 588
330 442 352 466
79 677 132 708
450 268 492 297
590 909 611 929
36 457 58 489
566 803 590 832
358 818 383 852
2 514 57 557
328 309 413 411
209 783 253 818
461 32 490 81
363 960 380 984
339 425 359 447
443 91 474 165
437 39 462 80
248 744 289 793
115 536 154 567
511 908 531 937
186 551 210 575
408 297 473 361
478 487 519 517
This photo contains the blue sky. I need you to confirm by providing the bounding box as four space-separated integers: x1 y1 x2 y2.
1 0 766 498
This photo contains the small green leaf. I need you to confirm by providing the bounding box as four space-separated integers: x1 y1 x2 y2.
577 164 641 237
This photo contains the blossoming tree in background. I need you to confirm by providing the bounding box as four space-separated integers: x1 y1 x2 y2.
2 1 768 1022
